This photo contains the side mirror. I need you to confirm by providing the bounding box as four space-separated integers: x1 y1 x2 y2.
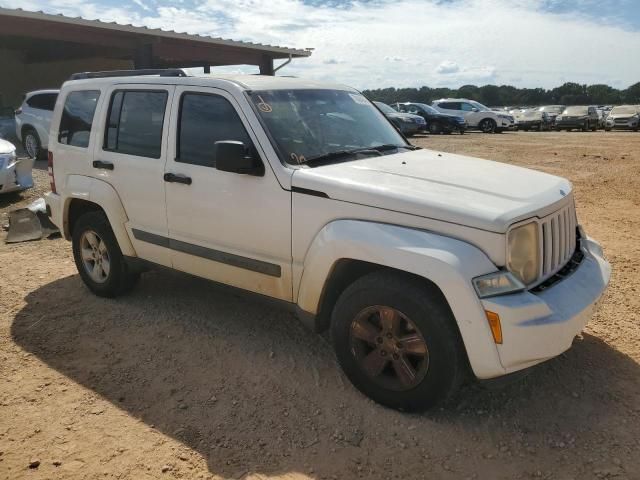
471 107 479 112
215 141 264 176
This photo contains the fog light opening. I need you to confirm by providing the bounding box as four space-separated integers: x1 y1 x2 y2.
485 310 503 344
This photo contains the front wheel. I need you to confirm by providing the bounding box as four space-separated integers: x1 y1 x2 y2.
72 211 139 297
478 118 496 133
429 122 443 134
331 272 466 411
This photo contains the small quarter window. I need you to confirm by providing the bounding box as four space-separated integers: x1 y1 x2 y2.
27 93 58 111
58 90 100 148
104 90 168 159
177 92 252 167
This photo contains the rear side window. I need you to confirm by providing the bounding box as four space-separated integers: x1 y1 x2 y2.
176 92 252 167
438 102 461 110
27 93 58 111
58 90 100 148
104 90 168 159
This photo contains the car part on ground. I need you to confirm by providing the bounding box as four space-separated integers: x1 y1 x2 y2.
604 105 640 131
373 101 425 136
392 102 466 134
0 138 34 194
4 198 59 243
14 89 59 159
555 106 599 131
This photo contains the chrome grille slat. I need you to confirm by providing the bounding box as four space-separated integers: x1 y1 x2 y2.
537 201 577 284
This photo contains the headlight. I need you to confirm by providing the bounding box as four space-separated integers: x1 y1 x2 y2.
473 271 525 298
400 117 414 123
507 222 540 285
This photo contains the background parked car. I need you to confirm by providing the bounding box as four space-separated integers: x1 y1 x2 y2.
555 106 599 131
537 105 565 128
604 105 640 131
373 101 425 136
432 99 514 133
392 102 466 134
514 109 552 131
14 89 59 159
0 138 34 193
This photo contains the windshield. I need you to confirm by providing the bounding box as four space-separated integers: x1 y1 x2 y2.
563 106 588 115
539 106 564 114
417 103 440 115
469 101 491 112
250 89 407 165
610 105 638 115
374 101 397 114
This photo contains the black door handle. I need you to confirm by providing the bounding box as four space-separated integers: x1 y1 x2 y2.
93 160 114 170
163 173 192 185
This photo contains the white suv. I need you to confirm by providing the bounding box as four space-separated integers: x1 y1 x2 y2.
45 70 610 411
15 89 59 159
432 98 515 133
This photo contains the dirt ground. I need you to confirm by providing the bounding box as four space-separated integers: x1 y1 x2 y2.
1 131 639 480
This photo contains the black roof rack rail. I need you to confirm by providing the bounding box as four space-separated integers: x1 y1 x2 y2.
69 69 189 80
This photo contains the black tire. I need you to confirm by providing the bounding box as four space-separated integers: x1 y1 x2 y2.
604 127 611 132
478 118 496 133
72 211 139 297
331 271 466 412
591 121 597 132
581 121 589 132
22 128 42 159
429 122 443 134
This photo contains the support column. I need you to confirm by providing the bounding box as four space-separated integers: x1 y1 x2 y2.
259 55 274 76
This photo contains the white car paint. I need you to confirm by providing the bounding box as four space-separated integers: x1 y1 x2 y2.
0 138 34 193
432 98 515 131
45 73 609 381
14 89 59 155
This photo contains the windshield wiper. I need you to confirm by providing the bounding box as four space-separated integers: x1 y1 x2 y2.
302 144 417 165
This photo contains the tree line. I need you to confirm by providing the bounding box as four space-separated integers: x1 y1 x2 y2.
362 81 640 107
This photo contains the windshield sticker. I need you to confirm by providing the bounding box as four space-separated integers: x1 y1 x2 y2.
290 153 306 164
349 93 369 106
256 95 272 113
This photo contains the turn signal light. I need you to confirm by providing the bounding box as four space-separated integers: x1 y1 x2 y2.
485 310 503 344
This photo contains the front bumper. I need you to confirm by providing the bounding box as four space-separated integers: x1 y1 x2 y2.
606 121 639 130
556 119 588 129
481 235 610 374
0 157 34 194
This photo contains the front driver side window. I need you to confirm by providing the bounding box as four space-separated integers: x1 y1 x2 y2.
460 103 474 111
177 93 253 167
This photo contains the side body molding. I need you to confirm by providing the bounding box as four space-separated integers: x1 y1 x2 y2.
62 175 136 257
295 220 506 378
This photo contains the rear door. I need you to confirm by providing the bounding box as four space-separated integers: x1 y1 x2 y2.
92 84 175 266
163 86 293 301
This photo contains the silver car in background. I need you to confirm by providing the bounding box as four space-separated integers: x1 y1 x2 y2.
604 105 640 131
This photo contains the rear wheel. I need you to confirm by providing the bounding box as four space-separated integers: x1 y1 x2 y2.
331 271 465 411
479 118 496 133
23 128 42 159
72 211 139 297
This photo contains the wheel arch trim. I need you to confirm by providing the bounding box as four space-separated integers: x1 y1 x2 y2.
62 175 136 257
296 220 506 378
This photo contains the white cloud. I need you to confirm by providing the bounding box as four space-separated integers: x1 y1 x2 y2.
436 61 460 74
1 0 639 90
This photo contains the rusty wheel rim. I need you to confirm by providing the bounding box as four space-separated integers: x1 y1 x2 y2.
349 305 429 392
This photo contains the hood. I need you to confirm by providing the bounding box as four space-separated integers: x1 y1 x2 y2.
0 138 16 155
608 112 638 119
292 149 572 233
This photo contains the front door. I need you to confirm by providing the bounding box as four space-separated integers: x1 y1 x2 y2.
163 86 293 301
92 84 175 266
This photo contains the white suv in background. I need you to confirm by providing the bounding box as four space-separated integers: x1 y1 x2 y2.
45 70 609 412
15 89 59 159
432 98 515 133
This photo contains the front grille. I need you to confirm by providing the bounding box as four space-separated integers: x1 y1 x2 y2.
614 117 629 124
540 202 577 280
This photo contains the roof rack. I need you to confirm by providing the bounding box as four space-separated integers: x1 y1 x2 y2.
69 68 189 80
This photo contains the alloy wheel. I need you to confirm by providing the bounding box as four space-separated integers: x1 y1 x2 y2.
349 305 429 391
80 230 111 283
25 134 38 158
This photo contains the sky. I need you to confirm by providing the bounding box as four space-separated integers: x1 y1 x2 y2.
2 0 639 90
